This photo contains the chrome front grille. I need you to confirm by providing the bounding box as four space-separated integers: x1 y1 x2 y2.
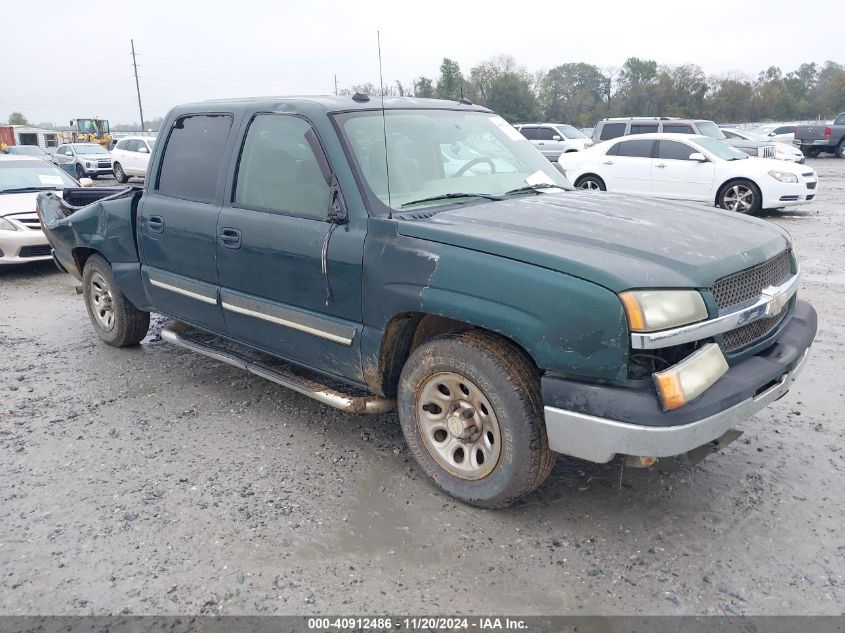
711 251 792 311
760 145 776 158
722 306 788 352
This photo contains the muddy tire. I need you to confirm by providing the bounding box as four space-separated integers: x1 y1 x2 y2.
718 179 762 214
398 330 555 508
113 162 128 183
82 254 150 347
574 174 606 191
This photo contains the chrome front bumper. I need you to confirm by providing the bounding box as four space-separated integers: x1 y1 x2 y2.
543 347 810 464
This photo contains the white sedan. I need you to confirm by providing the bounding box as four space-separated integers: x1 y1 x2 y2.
558 133 818 213
722 128 804 163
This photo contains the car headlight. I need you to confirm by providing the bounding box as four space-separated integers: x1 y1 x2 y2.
768 170 798 183
619 290 708 332
0 217 18 231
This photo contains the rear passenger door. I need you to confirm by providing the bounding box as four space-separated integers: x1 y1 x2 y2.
138 113 234 333
604 138 655 195
215 113 365 383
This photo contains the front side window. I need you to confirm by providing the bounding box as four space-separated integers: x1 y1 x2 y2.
617 139 655 158
600 122 626 140
115 140 128 150
234 114 330 220
337 110 569 213
537 127 557 141
156 114 233 203
657 140 696 161
835 114 845 126
663 124 694 134
630 124 658 135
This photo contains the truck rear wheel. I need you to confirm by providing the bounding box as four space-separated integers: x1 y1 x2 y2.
802 147 821 158
82 254 150 347
836 140 845 159
398 330 555 508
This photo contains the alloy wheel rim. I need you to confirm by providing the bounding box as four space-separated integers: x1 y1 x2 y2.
417 371 501 480
89 272 115 331
724 185 753 212
580 180 599 190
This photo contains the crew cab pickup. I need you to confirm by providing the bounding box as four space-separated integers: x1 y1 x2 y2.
794 113 845 158
37 97 817 508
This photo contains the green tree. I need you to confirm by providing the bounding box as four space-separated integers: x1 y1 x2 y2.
414 76 434 98
486 72 541 123
8 112 28 125
539 63 608 125
436 58 465 101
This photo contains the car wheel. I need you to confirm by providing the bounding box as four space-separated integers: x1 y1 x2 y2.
802 147 821 158
113 162 128 184
75 164 85 180
719 179 762 214
82 254 150 347
836 140 845 159
398 330 555 508
575 175 606 191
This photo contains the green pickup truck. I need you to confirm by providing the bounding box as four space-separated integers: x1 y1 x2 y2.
36 96 816 507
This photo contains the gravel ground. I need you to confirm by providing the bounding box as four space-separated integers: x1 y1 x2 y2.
1 159 843 616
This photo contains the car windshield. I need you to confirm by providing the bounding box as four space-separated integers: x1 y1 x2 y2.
12 146 45 156
695 137 748 160
554 124 586 139
337 110 570 213
73 144 109 155
695 121 727 140
0 161 77 192
750 126 775 135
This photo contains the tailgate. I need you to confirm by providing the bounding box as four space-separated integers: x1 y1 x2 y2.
795 124 827 141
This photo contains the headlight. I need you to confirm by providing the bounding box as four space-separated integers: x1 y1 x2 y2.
768 170 798 183
0 217 18 231
654 343 729 410
619 290 708 332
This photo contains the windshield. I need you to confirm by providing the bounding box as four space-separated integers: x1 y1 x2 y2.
77 119 109 135
337 110 570 213
11 146 45 155
0 161 77 192
695 137 748 160
73 144 109 155
695 121 727 140
554 124 586 139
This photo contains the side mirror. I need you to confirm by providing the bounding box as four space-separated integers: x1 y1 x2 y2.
79 177 94 188
552 135 562 141
688 152 707 162
327 179 348 225
768 132 776 137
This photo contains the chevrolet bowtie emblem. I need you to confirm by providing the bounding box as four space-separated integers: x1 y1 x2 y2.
762 285 789 317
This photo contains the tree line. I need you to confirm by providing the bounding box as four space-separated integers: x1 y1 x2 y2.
342 56 845 126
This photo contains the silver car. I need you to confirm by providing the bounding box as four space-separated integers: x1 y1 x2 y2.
52 143 114 180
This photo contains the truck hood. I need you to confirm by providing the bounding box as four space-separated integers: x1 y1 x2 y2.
396 191 790 292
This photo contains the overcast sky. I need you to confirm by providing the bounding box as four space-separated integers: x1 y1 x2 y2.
4 0 840 125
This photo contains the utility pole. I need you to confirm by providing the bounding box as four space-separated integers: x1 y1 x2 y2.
131 39 146 132
334 74 338 96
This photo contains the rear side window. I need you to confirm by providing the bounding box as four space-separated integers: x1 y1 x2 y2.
630 124 658 135
234 114 331 221
599 122 626 140
617 139 655 158
156 114 233 203
663 124 694 134
773 126 795 134
657 140 696 160
519 127 538 140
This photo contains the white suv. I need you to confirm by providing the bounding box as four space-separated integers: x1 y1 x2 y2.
111 136 156 183
514 123 593 160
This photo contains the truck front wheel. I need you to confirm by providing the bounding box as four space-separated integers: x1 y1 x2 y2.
398 331 555 508
82 254 150 347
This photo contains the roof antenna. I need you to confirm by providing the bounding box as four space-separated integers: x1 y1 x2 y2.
377 30 392 218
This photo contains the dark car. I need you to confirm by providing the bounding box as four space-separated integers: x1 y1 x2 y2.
36 96 816 508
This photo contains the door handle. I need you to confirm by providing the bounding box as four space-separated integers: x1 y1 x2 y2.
603 160 614 165
218 227 241 249
655 163 667 168
148 215 164 234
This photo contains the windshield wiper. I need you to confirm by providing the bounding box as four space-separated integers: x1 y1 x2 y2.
0 186 60 194
400 192 503 209
505 183 567 196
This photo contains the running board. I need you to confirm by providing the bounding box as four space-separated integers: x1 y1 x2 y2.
160 322 395 414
